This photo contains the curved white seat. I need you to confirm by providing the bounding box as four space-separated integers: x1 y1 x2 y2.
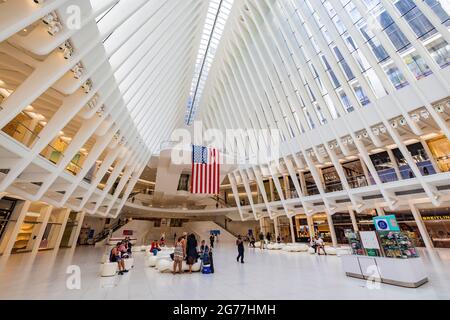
156 259 173 273
131 246 142 252
336 248 352 256
124 258 134 270
325 246 337 255
283 244 309 252
145 255 159 267
101 254 110 263
101 263 118 277
182 260 202 272
308 247 316 254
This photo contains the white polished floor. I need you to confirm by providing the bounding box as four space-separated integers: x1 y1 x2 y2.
1 242 450 300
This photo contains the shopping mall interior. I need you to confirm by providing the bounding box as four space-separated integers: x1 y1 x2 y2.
1 0 450 300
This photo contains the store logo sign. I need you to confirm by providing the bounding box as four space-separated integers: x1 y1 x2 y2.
422 215 450 221
373 215 400 232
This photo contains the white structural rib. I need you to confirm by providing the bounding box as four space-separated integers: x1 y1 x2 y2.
0 0 207 218
197 0 450 236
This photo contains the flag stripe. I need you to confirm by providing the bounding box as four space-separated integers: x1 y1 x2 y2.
191 145 220 195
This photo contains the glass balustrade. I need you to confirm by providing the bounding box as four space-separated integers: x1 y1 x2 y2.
1 120 40 148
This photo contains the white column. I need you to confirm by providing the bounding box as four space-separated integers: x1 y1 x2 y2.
299 172 307 196
273 216 280 240
31 205 53 255
409 202 434 250
289 217 296 243
359 156 371 185
348 207 359 232
327 211 338 248
70 211 86 248
386 148 402 180
0 200 31 257
307 215 315 238
53 208 71 253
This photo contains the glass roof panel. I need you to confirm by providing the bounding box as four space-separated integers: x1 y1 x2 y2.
184 0 235 126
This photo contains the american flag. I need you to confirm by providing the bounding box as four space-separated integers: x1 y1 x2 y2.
191 145 220 194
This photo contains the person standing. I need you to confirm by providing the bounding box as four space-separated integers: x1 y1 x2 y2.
209 234 215 248
173 233 177 244
266 232 272 243
249 235 256 248
259 232 265 250
236 235 245 263
186 234 199 274
172 237 184 274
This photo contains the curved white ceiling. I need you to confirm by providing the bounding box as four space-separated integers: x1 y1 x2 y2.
91 0 208 152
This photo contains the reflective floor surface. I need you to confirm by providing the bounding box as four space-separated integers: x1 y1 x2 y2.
0 243 449 300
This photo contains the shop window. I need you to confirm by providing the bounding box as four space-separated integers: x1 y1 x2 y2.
1 112 43 148
392 142 436 179
369 151 398 183
427 135 450 172
322 166 343 192
343 160 368 188
294 216 311 242
304 171 320 196
332 212 353 244
420 207 450 248
177 174 190 191
0 198 17 243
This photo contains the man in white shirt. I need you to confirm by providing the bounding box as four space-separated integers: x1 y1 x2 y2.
314 236 327 255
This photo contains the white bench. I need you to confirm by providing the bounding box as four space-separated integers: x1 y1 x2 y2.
156 259 172 273
124 258 134 270
101 263 118 277
336 247 352 256
131 246 142 253
282 244 309 252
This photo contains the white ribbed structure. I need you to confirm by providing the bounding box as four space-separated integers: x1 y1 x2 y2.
0 0 207 218
197 0 450 230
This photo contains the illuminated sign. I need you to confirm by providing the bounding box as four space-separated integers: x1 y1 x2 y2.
422 215 450 221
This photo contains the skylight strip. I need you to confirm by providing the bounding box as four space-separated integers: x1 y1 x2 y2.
184 0 234 126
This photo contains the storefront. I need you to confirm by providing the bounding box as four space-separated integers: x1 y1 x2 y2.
294 213 332 243
427 135 450 172
420 207 450 248
293 215 310 242
0 198 18 253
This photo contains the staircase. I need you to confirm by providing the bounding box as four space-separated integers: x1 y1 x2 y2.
185 221 236 243
93 219 129 244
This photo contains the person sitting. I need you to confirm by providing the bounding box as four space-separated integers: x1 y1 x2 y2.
110 242 128 275
310 237 317 253
119 241 129 259
249 235 256 248
315 236 327 255
150 240 161 256
125 237 132 256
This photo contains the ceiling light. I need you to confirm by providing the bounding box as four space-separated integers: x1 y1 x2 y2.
420 110 430 119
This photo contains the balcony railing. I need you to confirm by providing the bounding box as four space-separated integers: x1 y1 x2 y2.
39 144 64 165
2 120 40 148
66 161 82 176
325 180 344 193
